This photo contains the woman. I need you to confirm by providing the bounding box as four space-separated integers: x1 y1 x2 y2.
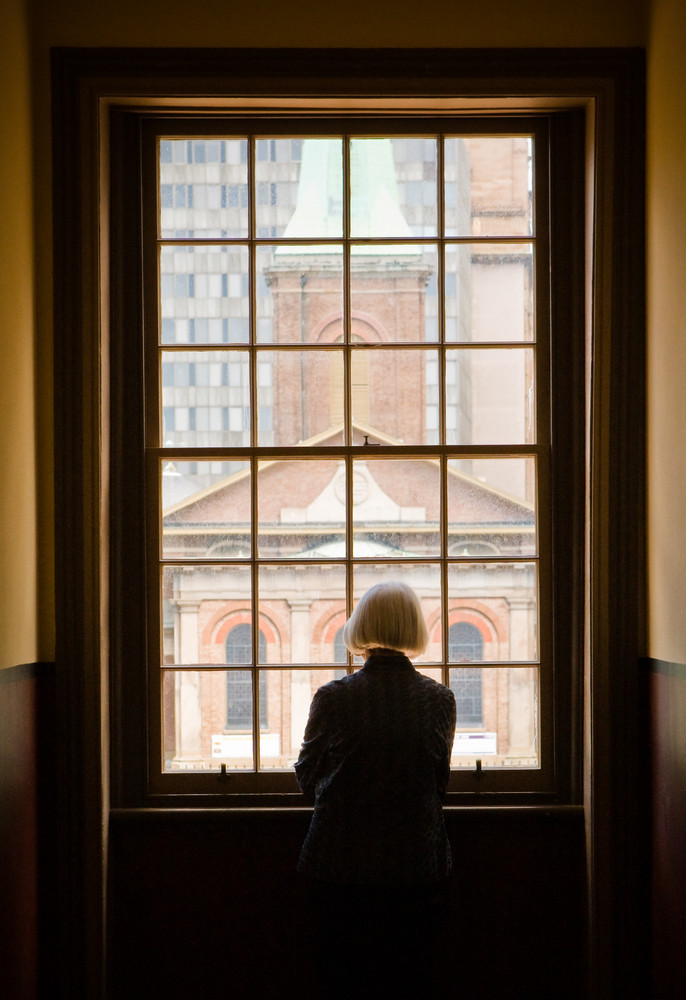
295 581 456 999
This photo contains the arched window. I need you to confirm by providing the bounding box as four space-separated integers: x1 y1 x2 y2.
449 621 484 662
225 625 268 729
449 622 484 727
333 625 347 679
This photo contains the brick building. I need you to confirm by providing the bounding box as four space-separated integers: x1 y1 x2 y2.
159 134 538 772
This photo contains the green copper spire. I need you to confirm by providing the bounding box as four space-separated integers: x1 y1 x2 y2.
281 138 415 250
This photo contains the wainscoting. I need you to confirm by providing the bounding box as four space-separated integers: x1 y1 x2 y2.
0 662 56 999
107 806 587 999
7 658 685 997
648 658 686 1000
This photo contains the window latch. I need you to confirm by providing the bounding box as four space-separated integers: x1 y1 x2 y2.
217 763 230 784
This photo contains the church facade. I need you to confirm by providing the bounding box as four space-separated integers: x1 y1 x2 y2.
157 133 540 774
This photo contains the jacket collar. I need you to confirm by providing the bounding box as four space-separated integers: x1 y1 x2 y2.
363 648 414 669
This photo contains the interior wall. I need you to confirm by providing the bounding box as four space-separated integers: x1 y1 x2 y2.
0 7 44 991
647 0 686 663
32 0 647 48
14 2 657 998
1 0 38 672
646 1 686 996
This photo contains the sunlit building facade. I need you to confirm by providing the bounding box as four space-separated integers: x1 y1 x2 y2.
157 133 539 773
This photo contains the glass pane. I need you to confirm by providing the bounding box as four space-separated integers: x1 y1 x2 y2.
257 459 346 559
416 666 443 682
444 136 533 237
445 243 534 342
449 667 539 768
256 245 343 344
350 245 438 343
162 669 255 771
159 246 249 345
159 138 249 238
161 350 250 448
161 459 243 497
352 562 441 664
447 457 536 556
447 562 538 661
352 459 440 558
162 564 252 665
352 348 438 445
350 137 437 237
162 460 251 560
258 563 347 664
446 347 535 445
258 349 344 447
259 668 346 770
256 138 342 238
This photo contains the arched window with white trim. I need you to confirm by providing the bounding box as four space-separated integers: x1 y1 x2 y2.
225 625 267 729
449 622 484 727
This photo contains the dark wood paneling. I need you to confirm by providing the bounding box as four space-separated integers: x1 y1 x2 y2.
649 661 686 1000
0 663 56 1000
107 806 587 999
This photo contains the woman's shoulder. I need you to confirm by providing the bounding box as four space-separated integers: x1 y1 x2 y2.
414 670 457 704
312 672 354 703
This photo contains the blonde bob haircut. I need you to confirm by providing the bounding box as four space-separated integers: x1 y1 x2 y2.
343 581 429 657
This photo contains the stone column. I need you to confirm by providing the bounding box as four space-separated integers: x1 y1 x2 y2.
289 599 312 754
507 595 537 757
173 598 203 764
507 666 537 759
508 595 533 661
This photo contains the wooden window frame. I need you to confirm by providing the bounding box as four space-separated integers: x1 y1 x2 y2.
137 114 557 800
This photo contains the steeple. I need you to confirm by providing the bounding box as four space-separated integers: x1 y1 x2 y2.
281 138 415 250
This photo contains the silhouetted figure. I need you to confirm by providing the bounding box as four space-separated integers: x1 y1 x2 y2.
296 582 456 999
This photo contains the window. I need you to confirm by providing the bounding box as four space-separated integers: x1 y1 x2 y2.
449 621 484 662
225 626 268 729
452 668 484 727
139 116 563 798
449 622 484 728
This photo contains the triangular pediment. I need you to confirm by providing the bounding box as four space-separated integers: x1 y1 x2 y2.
162 421 534 532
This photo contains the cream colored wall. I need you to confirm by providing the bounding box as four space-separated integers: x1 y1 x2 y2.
647 0 686 664
0 0 38 669
32 0 646 48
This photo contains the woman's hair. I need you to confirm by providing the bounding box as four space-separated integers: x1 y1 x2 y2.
343 581 429 657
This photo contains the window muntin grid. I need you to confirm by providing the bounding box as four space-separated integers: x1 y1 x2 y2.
149 125 550 793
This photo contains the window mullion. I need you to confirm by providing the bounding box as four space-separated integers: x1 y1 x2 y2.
343 135 353 670
438 134 449 687
248 136 261 772
343 133 352 446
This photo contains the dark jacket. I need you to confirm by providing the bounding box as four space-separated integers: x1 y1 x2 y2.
295 649 457 885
